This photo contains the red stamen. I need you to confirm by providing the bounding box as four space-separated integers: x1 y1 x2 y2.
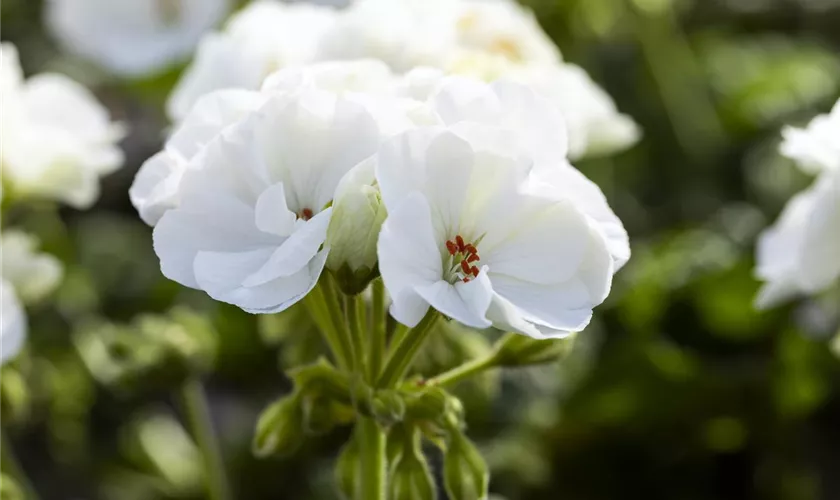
446 240 458 255
463 277 471 283
471 266 479 277
301 208 314 220
465 244 477 255
455 235 465 252
460 260 471 274
467 254 480 263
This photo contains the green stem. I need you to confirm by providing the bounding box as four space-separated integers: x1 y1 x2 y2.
377 312 439 388
1 429 40 500
357 417 386 500
178 377 232 500
426 354 498 388
323 274 358 372
347 293 368 378
303 284 351 371
369 280 387 383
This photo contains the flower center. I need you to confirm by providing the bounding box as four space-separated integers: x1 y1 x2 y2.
298 208 314 221
445 235 481 283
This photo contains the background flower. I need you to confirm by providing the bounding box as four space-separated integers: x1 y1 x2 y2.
0 279 26 365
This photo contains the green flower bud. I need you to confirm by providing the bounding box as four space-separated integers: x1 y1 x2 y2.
288 358 351 404
252 394 304 458
389 445 437 500
493 333 573 367
335 431 361 500
0 473 25 500
371 390 406 427
444 432 489 500
0 367 30 423
325 158 387 295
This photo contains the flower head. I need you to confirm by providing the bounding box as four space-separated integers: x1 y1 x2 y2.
46 0 231 77
0 231 63 304
1 42 124 208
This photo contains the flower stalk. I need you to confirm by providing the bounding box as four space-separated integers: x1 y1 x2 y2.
357 416 387 500
378 311 439 388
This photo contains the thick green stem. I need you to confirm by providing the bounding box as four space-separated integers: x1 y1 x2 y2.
1 429 40 500
377 312 439 388
322 274 358 372
357 417 387 500
426 354 498 388
303 285 351 371
178 377 232 500
369 279 387 383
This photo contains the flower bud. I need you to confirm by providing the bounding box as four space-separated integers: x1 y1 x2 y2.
325 158 387 295
389 446 437 500
371 390 406 427
252 394 304 458
493 333 573 367
444 432 489 500
0 473 24 500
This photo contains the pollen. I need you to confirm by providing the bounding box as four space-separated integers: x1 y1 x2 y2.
444 234 481 283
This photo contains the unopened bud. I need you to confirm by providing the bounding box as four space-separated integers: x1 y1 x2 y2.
325 158 386 295
389 447 436 500
335 432 360 500
493 333 573 367
371 390 405 427
252 394 303 458
444 432 489 500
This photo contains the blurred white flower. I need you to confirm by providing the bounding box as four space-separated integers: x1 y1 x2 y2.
0 230 63 304
447 55 640 159
0 279 26 365
131 89 266 225
756 99 840 308
45 0 231 77
1 42 124 209
780 100 840 174
376 126 623 338
755 168 840 308
152 90 388 313
167 1 336 121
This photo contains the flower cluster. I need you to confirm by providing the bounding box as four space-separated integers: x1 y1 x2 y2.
755 99 840 308
45 0 232 77
166 0 639 160
133 61 630 338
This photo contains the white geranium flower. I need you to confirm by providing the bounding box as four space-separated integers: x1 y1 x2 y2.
0 231 63 304
131 89 266 225
780 99 840 174
45 0 231 77
1 279 26 365
447 54 640 160
755 168 840 308
453 0 561 65
376 126 624 338
167 1 336 121
153 89 388 313
1 43 124 208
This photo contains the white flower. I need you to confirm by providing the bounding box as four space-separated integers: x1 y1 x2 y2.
756 100 840 308
131 89 266 225
1 42 124 208
755 168 840 308
152 89 388 313
376 125 626 338
167 1 336 121
45 0 231 77
446 55 640 159
452 0 561 66
780 99 840 174
0 230 63 304
1 279 26 365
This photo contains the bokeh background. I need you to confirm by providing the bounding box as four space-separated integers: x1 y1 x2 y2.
2 0 840 499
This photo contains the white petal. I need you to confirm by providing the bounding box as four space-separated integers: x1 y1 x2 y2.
414 270 493 329
130 151 185 226
1 280 26 365
254 182 298 237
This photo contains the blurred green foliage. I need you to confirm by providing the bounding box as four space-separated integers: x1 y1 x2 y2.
2 0 840 499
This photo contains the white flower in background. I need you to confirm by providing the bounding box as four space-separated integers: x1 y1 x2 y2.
45 0 231 77
1 280 26 365
167 1 336 121
779 100 840 174
152 90 387 313
447 54 640 159
1 43 124 209
376 126 626 338
755 100 840 308
131 89 266 225
0 231 63 304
